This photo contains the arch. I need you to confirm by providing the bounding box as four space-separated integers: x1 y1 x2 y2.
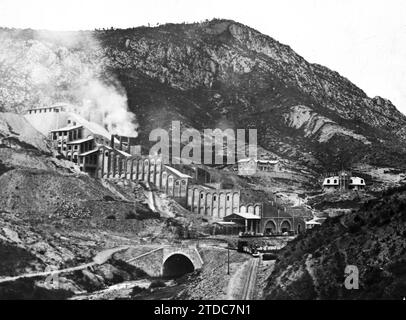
254 204 261 216
232 193 240 212
155 159 162 189
225 192 232 216
138 159 143 180
150 159 156 183
156 159 162 173
162 253 195 278
132 160 138 180
264 220 277 235
126 159 132 179
143 159 150 182
180 179 187 197
247 204 254 214
240 205 247 214
115 155 121 178
219 193 226 218
167 175 174 196
187 188 193 209
193 188 200 213
161 171 168 192
205 193 212 216
212 193 218 217
280 220 292 233
174 179 181 197
109 153 115 177
199 191 205 215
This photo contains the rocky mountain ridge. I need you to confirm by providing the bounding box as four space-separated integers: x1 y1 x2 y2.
1 19 405 174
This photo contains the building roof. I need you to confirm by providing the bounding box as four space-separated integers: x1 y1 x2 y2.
237 158 279 164
79 149 99 157
116 149 132 157
213 221 238 226
323 176 366 186
305 217 325 225
224 212 261 220
50 124 83 132
164 165 192 179
68 113 113 141
66 137 94 145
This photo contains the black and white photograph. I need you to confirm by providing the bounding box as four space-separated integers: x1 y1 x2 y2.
0 0 405 308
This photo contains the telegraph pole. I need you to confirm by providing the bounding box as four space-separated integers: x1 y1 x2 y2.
227 246 230 275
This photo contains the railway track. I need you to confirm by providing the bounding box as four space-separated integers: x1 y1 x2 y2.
241 257 259 300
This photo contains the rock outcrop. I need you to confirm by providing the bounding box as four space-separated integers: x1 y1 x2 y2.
1 20 406 173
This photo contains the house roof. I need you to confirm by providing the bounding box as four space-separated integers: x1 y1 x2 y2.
79 149 99 157
237 158 279 164
213 221 238 226
50 124 82 132
68 113 113 141
224 212 261 220
66 137 94 145
164 165 192 179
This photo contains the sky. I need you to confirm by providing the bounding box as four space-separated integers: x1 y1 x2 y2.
1 0 405 114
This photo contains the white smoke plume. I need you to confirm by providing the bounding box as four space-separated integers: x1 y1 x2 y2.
0 28 138 136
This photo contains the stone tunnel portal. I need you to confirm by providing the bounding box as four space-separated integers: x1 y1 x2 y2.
162 254 195 278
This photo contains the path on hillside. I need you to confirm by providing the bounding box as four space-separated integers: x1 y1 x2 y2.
0 246 129 284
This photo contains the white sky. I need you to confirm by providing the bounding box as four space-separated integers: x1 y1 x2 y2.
1 0 406 114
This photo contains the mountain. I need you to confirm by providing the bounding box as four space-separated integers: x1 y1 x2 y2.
1 19 406 175
264 185 406 299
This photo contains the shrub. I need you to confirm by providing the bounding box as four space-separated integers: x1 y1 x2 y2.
103 195 115 201
125 211 137 219
149 280 166 289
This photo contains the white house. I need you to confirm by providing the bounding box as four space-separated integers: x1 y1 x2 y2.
322 171 366 191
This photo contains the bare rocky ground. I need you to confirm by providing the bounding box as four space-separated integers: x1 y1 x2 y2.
264 185 406 299
1 112 405 299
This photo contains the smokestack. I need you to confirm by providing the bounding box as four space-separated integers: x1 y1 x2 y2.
110 134 115 149
127 137 131 154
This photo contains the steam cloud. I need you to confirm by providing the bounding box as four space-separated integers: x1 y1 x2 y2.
0 28 138 136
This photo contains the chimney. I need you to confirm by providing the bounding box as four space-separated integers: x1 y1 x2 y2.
110 134 115 149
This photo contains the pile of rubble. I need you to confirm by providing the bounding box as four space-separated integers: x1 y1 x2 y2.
53 201 91 219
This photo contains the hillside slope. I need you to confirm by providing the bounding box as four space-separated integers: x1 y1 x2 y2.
1 20 405 174
264 186 406 299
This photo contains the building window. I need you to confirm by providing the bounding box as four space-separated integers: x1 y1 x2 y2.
334 180 337 184
67 120 71 124
327 179 330 184
361 179 364 184
200 193 204 199
213 195 217 201
227 195 230 201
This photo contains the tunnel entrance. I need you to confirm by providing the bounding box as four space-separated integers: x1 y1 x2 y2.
162 254 195 278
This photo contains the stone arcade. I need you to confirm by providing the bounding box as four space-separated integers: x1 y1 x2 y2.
25 103 306 235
